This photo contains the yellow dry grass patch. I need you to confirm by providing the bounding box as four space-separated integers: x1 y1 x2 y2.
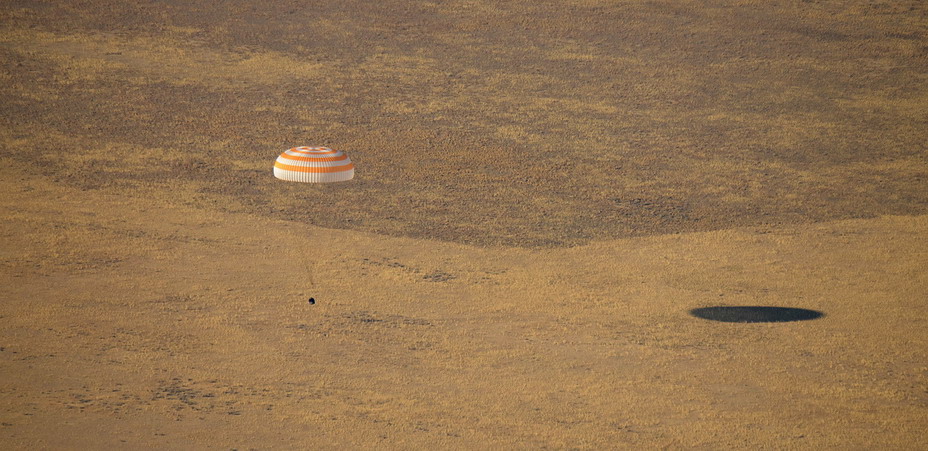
2 30 328 86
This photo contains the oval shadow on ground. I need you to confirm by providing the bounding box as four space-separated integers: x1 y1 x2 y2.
690 306 824 323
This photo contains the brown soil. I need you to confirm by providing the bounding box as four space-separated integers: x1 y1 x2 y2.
1 0 927 448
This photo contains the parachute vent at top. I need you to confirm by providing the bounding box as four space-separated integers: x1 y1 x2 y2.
273 146 355 183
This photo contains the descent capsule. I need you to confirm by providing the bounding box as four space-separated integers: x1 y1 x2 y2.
273 146 354 183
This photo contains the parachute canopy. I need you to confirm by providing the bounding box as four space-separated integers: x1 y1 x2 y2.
273 146 355 183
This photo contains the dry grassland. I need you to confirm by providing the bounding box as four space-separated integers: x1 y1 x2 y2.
1 0 927 448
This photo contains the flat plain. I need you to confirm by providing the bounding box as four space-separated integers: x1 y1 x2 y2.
1 0 927 448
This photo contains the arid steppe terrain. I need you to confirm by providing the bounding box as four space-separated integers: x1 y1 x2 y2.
2 0 927 448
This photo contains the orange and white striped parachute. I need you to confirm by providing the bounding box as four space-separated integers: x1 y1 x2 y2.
273 146 355 183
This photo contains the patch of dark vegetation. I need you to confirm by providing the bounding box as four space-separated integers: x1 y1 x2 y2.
4 0 927 248
148 378 289 418
344 311 432 328
422 271 455 282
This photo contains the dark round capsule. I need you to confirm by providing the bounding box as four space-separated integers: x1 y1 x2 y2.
308 297 316 305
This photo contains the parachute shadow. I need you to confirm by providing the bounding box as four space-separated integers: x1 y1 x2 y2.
690 306 824 323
